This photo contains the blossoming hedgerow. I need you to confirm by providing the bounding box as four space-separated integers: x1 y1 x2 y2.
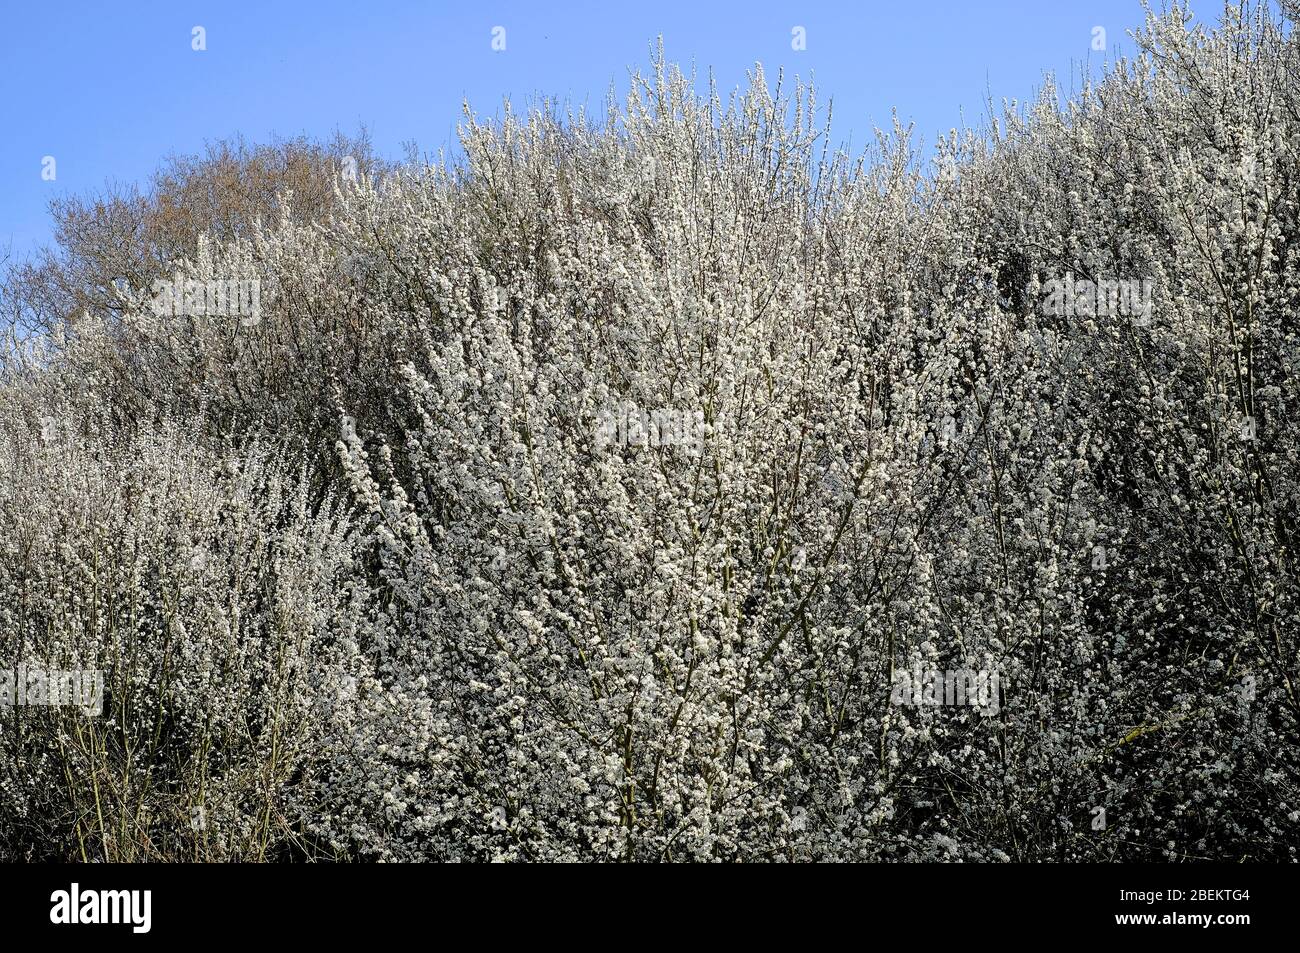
1 3 1297 862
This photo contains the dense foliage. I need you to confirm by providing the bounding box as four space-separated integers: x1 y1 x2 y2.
2 3 1298 861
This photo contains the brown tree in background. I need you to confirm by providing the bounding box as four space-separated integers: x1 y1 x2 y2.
3 129 389 336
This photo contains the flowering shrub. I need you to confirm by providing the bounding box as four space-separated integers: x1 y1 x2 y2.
0 410 375 860
1 3 1298 861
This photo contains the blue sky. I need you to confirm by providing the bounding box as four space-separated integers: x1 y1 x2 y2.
1 1 1160 261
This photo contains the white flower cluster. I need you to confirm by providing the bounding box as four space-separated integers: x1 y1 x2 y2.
1 4 1298 861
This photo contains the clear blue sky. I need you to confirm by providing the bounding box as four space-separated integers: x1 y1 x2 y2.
1 1 1163 262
